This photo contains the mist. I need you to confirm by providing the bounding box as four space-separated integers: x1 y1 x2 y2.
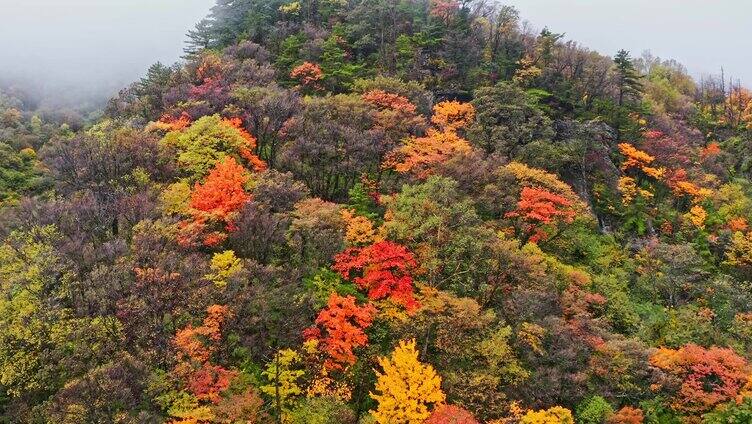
0 0 214 109
2 0 750 111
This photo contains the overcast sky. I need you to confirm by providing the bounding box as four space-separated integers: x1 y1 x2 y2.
506 0 752 84
0 0 214 103
0 0 749 105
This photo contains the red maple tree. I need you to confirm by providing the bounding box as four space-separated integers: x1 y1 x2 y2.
333 241 419 311
505 186 576 242
425 404 480 424
187 364 238 404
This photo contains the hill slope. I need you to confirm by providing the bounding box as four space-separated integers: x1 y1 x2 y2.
3 1 752 422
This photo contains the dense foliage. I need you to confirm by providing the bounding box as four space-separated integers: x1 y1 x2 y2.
3 1 752 423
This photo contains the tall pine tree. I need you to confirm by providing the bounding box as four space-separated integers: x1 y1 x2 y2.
184 18 216 58
614 49 643 106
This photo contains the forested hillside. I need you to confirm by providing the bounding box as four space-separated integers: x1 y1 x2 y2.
4 1 752 422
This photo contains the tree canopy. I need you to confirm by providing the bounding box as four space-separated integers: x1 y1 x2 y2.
3 1 752 423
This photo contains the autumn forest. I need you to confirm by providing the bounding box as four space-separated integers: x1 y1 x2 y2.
3 0 752 423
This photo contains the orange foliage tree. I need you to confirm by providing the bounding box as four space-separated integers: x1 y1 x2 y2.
388 129 471 178
425 404 480 424
362 90 418 115
727 217 749 232
382 99 474 178
303 293 376 371
700 142 721 159
362 89 427 142
661 168 711 206
174 305 228 363
333 241 420 311
606 406 644 424
148 112 192 132
505 186 577 243
181 156 251 247
173 305 237 404
431 100 475 132
341 209 378 246
618 143 665 179
429 0 460 23
669 176 711 203
649 344 750 414
222 117 267 172
291 62 324 91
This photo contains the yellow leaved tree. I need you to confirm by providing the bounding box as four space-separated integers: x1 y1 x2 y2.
205 250 243 288
684 205 707 230
341 209 379 246
370 339 446 424
725 231 752 278
520 406 574 424
261 348 304 419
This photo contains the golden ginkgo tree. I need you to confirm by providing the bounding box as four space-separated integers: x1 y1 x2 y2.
370 339 446 424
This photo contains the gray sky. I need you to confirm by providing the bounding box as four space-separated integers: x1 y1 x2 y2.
506 0 752 85
0 0 214 104
0 0 749 106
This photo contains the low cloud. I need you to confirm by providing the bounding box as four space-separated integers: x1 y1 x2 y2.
0 0 213 108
